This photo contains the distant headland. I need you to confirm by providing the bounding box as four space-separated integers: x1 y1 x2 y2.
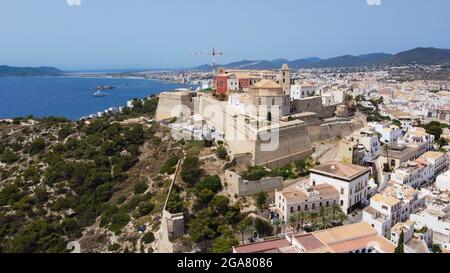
0 65 63 77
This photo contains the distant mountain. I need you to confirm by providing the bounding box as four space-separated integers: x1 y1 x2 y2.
381 47 450 66
191 47 450 70
308 53 392 68
0 65 63 77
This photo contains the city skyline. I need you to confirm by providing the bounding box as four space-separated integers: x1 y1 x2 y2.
1 0 450 70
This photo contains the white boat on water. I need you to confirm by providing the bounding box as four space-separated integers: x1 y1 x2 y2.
93 91 108 97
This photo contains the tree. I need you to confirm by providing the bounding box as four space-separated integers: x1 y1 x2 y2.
160 155 180 175
142 232 155 244
432 244 442 253
0 150 19 164
254 218 273 238
424 121 443 140
134 181 149 195
394 231 405 253
195 175 222 194
195 188 215 204
216 145 228 160
273 219 284 236
296 211 309 231
181 156 200 184
188 209 218 243
236 218 253 243
211 234 239 253
138 201 154 216
254 191 268 212
329 204 346 224
317 206 333 230
210 195 230 215
308 211 320 231
28 138 46 155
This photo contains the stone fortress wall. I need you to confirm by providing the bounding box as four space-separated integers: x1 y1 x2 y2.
155 91 363 168
225 170 283 197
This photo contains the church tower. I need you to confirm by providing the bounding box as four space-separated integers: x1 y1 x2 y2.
279 64 291 96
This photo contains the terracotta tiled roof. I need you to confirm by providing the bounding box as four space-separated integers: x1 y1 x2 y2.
311 161 370 181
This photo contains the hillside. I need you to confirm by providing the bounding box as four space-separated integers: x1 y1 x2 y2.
192 47 450 70
0 65 63 77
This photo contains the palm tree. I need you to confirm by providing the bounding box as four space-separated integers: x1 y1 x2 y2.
296 211 309 231
236 218 253 244
308 211 320 231
329 204 343 223
273 219 285 236
317 206 333 230
288 214 298 232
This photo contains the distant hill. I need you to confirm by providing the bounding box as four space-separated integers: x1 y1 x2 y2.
191 47 450 70
0 66 63 77
380 47 450 66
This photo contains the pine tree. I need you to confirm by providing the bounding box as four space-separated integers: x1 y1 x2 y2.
394 231 405 253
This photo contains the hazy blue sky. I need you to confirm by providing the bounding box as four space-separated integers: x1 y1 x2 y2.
1 0 449 70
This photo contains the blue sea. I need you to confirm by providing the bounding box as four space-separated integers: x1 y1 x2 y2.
0 77 192 120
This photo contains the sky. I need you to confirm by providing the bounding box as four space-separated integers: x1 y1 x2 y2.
1 0 450 70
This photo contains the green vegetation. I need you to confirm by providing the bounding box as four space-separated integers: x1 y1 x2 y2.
241 158 317 181
288 204 347 232
394 231 405 253
134 181 149 195
254 191 268 212
181 156 201 185
253 218 274 237
0 98 166 252
160 155 180 175
241 166 268 181
432 244 442 253
142 232 155 244
216 145 228 160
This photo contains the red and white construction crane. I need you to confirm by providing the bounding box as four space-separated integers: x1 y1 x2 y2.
192 48 224 75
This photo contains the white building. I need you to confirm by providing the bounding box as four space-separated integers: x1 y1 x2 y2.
421 151 449 178
370 122 403 145
436 170 450 192
349 128 381 162
310 162 371 213
290 83 317 101
410 204 450 237
275 184 340 222
390 160 433 189
363 183 426 239
401 127 435 153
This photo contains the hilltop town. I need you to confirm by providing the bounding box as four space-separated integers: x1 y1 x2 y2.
1 62 450 254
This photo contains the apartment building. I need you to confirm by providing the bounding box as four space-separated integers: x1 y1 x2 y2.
436 170 450 191
363 183 426 239
275 184 340 222
410 204 450 237
421 151 449 178
390 160 433 189
349 128 382 162
310 162 371 213
290 83 317 101
370 121 403 145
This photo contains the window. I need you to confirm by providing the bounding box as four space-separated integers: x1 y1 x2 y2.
305 204 308 210
340 200 344 206
340 188 344 194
